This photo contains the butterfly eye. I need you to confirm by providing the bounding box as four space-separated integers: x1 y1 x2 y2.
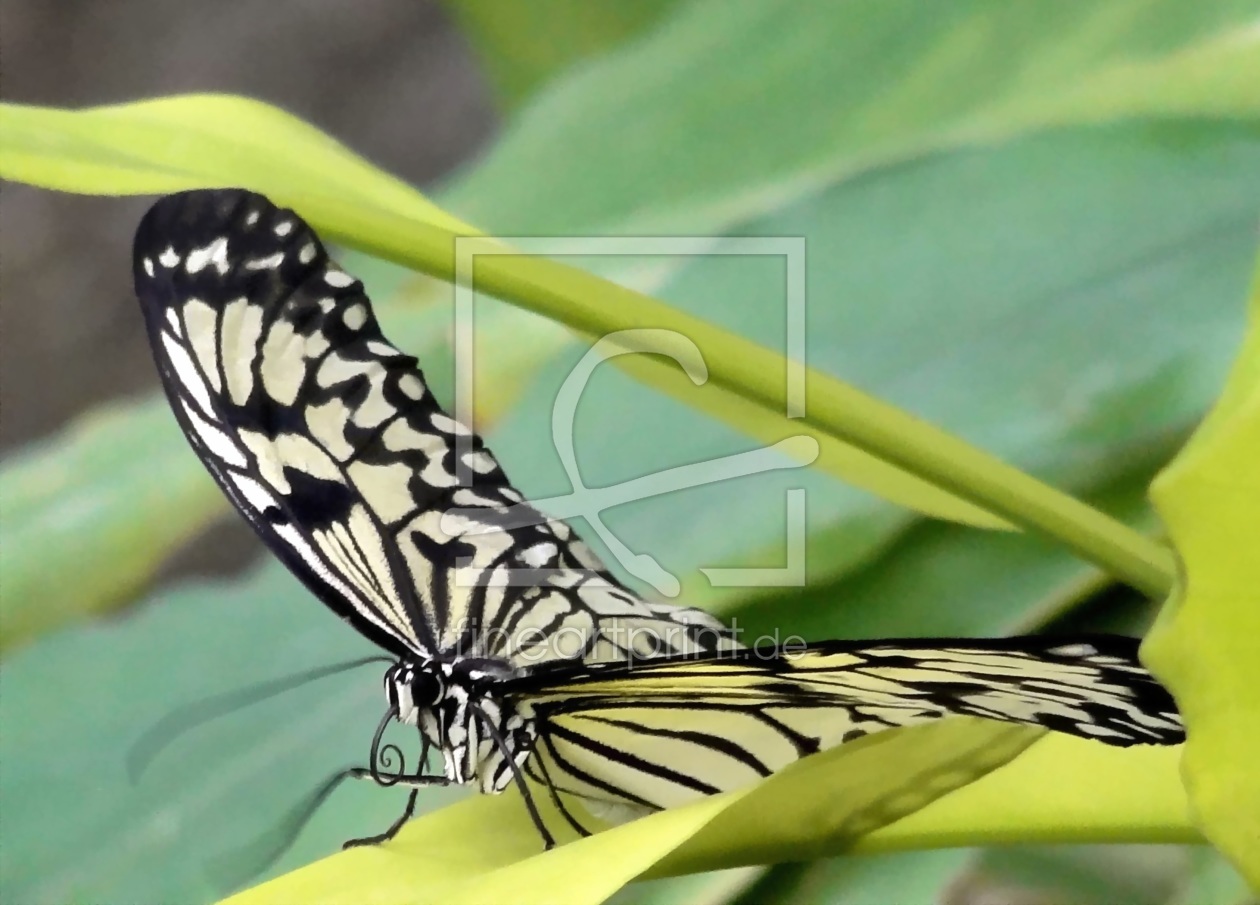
411 670 444 708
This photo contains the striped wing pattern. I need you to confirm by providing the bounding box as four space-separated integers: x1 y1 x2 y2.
514 636 1185 817
133 189 729 666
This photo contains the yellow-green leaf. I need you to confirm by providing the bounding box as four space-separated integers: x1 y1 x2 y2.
851 735 1195 854
1144 261 1260 889
225 720 1196 905
0 95 475 234
225 720 1035 905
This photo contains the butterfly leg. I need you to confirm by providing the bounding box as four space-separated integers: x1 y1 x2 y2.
342 789 419 849
469 703 558 850
529 748 593 840
341 767 450 850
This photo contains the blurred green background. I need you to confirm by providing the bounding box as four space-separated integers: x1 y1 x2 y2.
1 1 1258 903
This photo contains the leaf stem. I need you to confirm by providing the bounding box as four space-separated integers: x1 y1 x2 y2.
313 201 1177 599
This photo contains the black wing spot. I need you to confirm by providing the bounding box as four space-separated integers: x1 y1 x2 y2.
282 466 357 529
224 391 308 438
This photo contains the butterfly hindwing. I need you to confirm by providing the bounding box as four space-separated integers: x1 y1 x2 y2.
512 635 1185 813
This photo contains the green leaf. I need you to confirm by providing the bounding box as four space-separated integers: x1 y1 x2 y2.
731 850 974 905
0 398 220 651
445 0 1260 233
438 0 1260 600
443 2 1259 596
846 736 1194 855
0 564 400 904
0 95 474 234
226 721 1042 905
12 2 1252 585
4 4 1257 606
443 0 677 109
1144 260 1260 890
228 728 1195 904
489 122 1258 608
967 845 1188 905
1173 846 1256 905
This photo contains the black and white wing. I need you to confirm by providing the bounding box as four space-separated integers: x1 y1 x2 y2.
509 635 1184 815
133 189 730 664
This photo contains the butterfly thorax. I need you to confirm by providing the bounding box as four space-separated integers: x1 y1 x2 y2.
383 658 535 791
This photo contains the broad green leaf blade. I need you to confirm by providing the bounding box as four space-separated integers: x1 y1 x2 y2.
1144 262 1260 889
220 784 730 905
736 850 976 905
443 0 1260 599
459 227 1173 596
0 95 475 234
491 123 1258 608
1174 847 1256 905
443 0 677 109
0 398 220 650
436 0 1260 598
963 844 1187 904
0 563 464 905
7 0 1260 590
445 0 1260 234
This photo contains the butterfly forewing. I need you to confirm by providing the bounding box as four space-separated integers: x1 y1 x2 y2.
135 191 449 656
133 189 730 667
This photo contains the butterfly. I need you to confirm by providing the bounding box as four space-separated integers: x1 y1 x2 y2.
133 188 1184 849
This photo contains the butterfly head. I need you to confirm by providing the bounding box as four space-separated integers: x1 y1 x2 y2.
378 657 530 787
383 660 448 726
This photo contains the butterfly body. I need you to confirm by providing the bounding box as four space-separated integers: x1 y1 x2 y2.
133 189 1184 846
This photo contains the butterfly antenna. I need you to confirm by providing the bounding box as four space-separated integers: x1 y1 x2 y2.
128 655 392 782
206 765 361 893
469 701 556 849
